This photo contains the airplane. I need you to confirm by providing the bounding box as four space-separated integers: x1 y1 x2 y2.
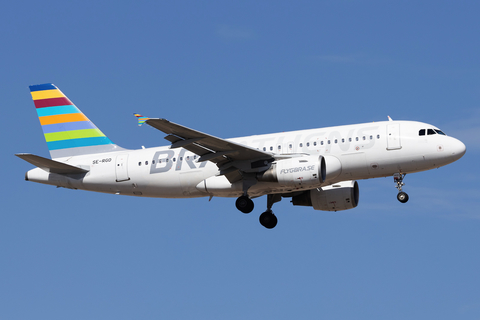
16 83 466 229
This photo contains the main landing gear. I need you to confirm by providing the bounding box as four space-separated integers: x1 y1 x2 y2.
235 194 281 229
259 194 281 229
235 195 254 213
394 173 409 203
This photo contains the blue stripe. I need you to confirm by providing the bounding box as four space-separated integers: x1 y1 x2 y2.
36 105 80 117
30 83 56 92
47 137 113 150
42 121 96 134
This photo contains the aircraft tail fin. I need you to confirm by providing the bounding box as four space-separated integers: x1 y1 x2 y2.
30 83 124 159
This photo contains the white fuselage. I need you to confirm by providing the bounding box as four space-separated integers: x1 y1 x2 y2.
26 120 466 199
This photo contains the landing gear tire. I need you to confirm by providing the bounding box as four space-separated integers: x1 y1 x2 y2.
236 196 254 213
259 210 277 229
397 191 409 203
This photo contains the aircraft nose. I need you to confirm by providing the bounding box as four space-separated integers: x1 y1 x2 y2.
450 138 466 161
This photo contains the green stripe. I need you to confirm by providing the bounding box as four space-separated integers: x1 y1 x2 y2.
44 128 105 142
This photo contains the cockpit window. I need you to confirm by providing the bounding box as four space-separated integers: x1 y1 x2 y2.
420 128 447 136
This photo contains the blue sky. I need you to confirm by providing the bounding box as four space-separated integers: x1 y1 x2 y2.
1 1 479 319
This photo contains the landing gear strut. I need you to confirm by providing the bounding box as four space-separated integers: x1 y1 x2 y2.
259 194 281 229
235 176 257 214
394 173 409 203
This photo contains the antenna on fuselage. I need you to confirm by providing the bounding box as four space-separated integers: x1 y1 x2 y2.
388 116 393 121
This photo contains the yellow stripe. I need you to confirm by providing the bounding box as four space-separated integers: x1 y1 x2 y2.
31 89 65 100
39 113 89 125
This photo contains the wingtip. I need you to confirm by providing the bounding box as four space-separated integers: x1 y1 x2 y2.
134 113 150 126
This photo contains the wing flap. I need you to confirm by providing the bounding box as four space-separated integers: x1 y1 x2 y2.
16 153 89 174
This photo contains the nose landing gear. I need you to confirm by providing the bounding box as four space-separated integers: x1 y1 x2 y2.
394 173 409 203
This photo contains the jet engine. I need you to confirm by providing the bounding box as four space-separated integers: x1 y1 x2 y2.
292 180 359 211
257 155 343 189
257 155 326 188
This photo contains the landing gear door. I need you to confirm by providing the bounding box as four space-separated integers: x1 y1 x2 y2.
387 123 402 150
115 154 130 182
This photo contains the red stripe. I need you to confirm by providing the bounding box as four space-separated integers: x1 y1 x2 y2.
34 97 73 108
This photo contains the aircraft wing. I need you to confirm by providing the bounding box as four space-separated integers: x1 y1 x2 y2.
141 117 276 182
145 118 273 167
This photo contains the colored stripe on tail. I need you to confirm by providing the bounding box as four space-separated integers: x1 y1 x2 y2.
30 83 124 158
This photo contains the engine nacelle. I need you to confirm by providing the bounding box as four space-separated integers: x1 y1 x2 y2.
258 155 326 188
292 180 359 211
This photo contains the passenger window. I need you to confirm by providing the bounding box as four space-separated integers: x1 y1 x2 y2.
278 145 281 150
342 138 345 143
263 147 266 151
419 129 425 136
427 129 436 135
173 158 176 162
307 142 310 147
328 140 331 144
138 162 141 166
334 139 337 144
349 138 352 142
370 135 373 140
377 134 380 139
321 141 324 145
299 143 303 148
145 161 148 165
270 146 273 151
289 144 292 148
356 137 359 141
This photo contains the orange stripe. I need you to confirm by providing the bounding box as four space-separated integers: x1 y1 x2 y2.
39 113 89 125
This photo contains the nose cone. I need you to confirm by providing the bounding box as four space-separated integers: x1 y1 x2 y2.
450 138 466 161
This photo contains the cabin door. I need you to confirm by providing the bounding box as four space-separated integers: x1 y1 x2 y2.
386 123 402 150
115 154 130 182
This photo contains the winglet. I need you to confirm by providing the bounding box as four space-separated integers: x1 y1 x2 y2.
134 113 150 126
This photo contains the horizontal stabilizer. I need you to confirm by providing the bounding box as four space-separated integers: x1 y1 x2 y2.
15 153 89 174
